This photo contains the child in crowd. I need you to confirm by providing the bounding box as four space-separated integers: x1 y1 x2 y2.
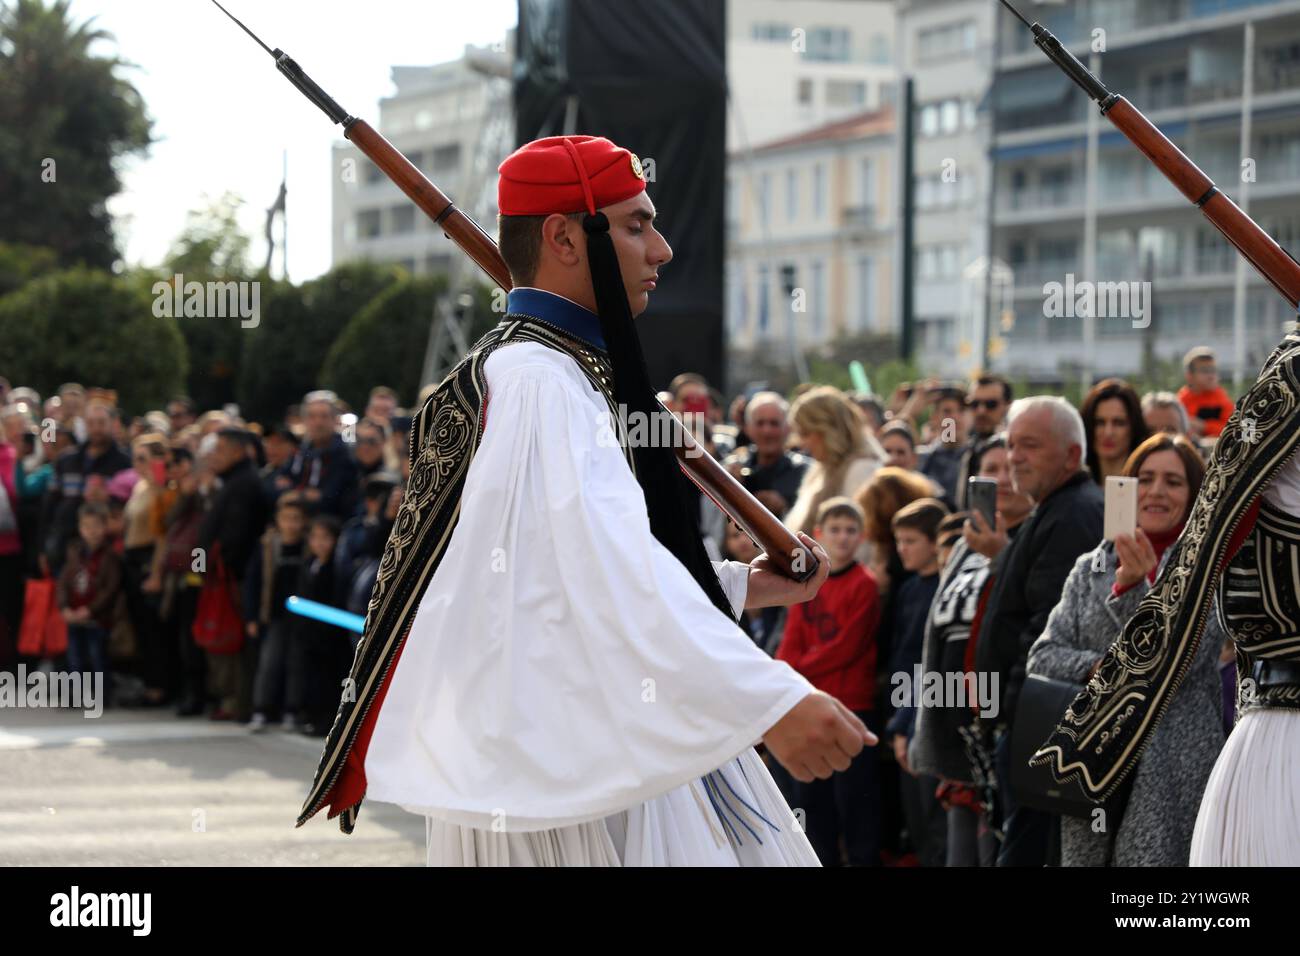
722 518 786 657
884 497 949 866
244 496 308 732
289 514 346 736
776 497 882 866
56 503 123 706
1178 346 1235 439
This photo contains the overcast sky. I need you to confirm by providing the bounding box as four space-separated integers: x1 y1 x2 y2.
72 0 517 281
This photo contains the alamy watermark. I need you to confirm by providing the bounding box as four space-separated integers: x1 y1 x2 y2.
0 665 103 717
891 665 999 720
596 406 707 457
1043 273 1150 329
152 273 260 328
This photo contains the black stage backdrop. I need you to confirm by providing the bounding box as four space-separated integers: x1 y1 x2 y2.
514 0 727 391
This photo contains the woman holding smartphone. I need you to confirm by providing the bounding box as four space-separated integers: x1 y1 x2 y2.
1027 433 1223 866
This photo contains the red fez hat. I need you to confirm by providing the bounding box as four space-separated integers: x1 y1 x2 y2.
498 135 647 216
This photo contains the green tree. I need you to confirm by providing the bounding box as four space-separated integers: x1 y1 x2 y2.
321 274 449 410
0 267 187 410
0 0 152 268
0 240 58 297
237 261 404 421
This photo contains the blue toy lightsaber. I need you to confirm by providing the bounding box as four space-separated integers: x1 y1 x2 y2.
286 596 365 634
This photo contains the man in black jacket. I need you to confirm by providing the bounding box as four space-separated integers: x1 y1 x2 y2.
43 401 131 571
197 428 270 720
975 396 1103 867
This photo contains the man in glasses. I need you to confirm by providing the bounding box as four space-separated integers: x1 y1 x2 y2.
955 375 1013 510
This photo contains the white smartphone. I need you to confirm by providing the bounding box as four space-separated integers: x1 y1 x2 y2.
1104 476 1138 541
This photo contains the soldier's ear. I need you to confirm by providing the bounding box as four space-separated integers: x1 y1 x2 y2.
540 213 581 267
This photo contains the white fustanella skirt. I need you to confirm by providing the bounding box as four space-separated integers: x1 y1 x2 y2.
422 748 820 867
1190 708 1300 866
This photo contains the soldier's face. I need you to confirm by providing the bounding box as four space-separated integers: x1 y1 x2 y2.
601 193 673 318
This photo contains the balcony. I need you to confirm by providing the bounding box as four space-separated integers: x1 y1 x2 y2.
841 204 884 237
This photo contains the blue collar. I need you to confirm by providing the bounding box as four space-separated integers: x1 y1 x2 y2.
507 288 605 350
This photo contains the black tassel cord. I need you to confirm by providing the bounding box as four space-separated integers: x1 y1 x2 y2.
581 212 737 621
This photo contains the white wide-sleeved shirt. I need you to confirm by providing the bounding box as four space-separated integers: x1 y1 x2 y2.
364 340 813 833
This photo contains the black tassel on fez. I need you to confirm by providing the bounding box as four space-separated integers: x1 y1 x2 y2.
581 212 735 621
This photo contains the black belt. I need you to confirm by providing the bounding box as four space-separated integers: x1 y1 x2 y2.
1252 659 1300 687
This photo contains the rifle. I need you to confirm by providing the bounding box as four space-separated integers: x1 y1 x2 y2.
999 0 1300 308
210 1 817 583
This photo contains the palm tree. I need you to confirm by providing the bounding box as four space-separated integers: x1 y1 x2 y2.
0 0 152 269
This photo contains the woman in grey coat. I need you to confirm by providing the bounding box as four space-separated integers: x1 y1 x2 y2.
1028 433 1225 866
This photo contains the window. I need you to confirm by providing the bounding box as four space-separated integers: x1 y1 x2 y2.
757 264 771 334
806 26 851 62
390 205 415 234
811 260 826 337
813 164 826 219
432 144 461 171
797 77 814 105
727 268 745 335
753 22 792 43
963 99 978 130
826 80 866 108
857 257 874 332
940 100 960 134
861 158 875 205
868 33 891 65
364 161 384 185
758 172 771 226
357 209 381 238
920 104 939 137
880 81 897 107
917 21 977 64
786 168 799 221
919 246 938 279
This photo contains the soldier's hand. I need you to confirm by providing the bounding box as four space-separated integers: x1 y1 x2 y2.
763 691 877 783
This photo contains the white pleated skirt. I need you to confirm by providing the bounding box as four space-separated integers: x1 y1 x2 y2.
1190 708 1300 866
424 747 820 867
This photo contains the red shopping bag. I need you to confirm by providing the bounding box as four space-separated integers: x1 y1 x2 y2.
17 576 67 657
192 547 244 655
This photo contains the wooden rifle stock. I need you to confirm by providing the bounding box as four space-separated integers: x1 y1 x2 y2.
1006 3 1300 309
343 118 818 582
1100 98 1300 307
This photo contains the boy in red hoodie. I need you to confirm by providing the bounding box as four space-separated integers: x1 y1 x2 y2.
1178 346 1235 439
777 497 882 865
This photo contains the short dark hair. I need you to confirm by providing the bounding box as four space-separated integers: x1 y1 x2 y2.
217 426 256 448
78 502 108 523
277 496 309 518
815 496 865 529
309 514 342 539
971 375 1012 404
936 511 969 546
891 497 950 541
880 419 916 449
498 212 582 286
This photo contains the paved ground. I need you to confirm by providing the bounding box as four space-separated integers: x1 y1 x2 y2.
0 705 425 866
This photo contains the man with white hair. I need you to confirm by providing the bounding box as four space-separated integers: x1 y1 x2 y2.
723 391 809 520
973 395 1103 867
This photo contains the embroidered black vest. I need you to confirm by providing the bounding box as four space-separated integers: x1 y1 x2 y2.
295 316 629 833
1032 325 1300 801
